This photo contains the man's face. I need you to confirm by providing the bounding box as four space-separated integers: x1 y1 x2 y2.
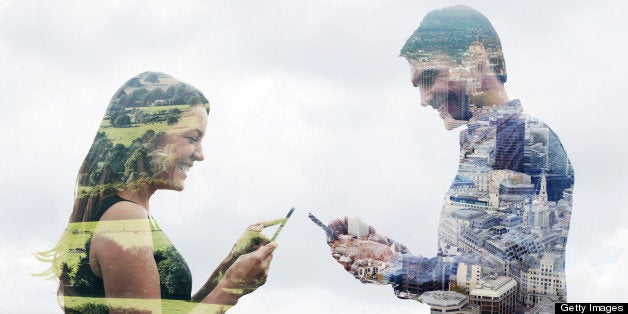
410 55 468 130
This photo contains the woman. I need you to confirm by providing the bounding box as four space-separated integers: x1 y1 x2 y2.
40 72 281 313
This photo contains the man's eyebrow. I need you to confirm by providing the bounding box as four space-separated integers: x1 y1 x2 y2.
194 129 204 137
413 68 441 87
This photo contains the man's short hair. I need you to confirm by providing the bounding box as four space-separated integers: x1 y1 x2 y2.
400 5 507 83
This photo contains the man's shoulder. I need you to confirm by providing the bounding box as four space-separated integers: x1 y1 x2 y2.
507 100 560 135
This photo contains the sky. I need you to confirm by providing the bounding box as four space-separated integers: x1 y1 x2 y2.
1 0 627 312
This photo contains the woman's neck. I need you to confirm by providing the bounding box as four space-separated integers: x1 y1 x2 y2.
118 187 155 210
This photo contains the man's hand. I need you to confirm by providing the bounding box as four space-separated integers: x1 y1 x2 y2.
325 217 409 283
327 217 409 253
331 235 396 262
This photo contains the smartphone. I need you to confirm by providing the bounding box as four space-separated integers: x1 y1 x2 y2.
308 212 339 242
270 207 295 242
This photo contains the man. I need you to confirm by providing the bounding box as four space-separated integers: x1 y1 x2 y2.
322 5 574 313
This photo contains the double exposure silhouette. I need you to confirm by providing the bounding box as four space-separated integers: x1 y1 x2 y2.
321 6 574 313
38 72 284 313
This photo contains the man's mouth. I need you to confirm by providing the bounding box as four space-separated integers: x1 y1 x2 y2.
428 93 448 112
177 163 192 173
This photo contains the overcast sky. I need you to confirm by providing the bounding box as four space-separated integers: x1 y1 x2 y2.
1 0 627 312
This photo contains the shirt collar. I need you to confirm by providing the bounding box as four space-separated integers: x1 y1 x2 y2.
459 99 524 150
469 99 523 126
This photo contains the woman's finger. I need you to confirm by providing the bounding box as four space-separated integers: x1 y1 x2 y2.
257 218 285 228
255 241 277 260
247 224 264 232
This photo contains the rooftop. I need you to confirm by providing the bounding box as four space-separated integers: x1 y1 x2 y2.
420 291 467 307
452 209 487 220
470 276 516 298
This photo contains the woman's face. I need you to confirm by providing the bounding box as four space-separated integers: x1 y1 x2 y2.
149 105 208 191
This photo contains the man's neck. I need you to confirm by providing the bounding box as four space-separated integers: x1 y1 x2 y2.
472 77 509 121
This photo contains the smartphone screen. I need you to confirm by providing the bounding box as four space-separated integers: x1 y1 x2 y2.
270 207 295 241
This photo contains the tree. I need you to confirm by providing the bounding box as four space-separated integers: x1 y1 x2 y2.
124 147 151 179
146 87 165 105
133 110 147 124
168 108 182 115
104 143 130 183
145 73 160 83
166 116 179 125
126 77 142 87
156 246 192 299
164 86 175 99
112 114 131 127
140 129 156 143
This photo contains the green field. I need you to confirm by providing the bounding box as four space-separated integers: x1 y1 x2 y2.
60 220 175 270
99 105 191 146
100 121 169 146
132 104 190 114
63 296 231 313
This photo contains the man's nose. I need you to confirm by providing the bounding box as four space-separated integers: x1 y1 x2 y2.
419 92 431 107
192 143 204 161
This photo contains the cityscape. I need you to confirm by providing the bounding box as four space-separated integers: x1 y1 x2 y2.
329 38 574 313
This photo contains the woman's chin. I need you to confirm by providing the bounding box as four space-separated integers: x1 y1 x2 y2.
164 180 185 191
146 177 184 192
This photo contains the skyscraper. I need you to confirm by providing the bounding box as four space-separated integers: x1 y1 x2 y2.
494 117 525 172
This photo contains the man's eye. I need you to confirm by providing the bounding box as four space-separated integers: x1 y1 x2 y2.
187 137 198 143
416 69 440 88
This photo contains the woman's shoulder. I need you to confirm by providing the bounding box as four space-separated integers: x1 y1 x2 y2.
99 199 149 221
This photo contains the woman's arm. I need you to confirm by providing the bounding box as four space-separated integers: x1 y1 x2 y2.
90 201 162 313
92 206 281 312
200 242 276 306
192 221 281 305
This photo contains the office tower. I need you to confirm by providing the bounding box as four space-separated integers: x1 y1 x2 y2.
494 117 525 173
469 276 517 314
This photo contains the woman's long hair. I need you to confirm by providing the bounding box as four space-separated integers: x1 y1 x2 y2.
36 71 210 306
70 71 210 223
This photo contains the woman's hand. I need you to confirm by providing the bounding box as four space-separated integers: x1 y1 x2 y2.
228 219 283 259
198 219 283 306
219 241 277 299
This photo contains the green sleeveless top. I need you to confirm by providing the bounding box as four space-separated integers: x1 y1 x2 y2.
62 195 192 312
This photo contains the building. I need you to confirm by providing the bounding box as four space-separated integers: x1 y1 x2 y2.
347 217 370 239
421 290 480 314
456 262 487 292
469 276 517 314
519 253 566 307
388 254 444 297
447 79 472 121
494 117 525 173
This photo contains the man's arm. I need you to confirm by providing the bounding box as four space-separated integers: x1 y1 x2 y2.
325 217 456 299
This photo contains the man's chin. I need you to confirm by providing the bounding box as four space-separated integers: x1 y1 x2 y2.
442 118 467 130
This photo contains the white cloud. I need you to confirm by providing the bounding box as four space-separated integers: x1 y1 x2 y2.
1 0 626 312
